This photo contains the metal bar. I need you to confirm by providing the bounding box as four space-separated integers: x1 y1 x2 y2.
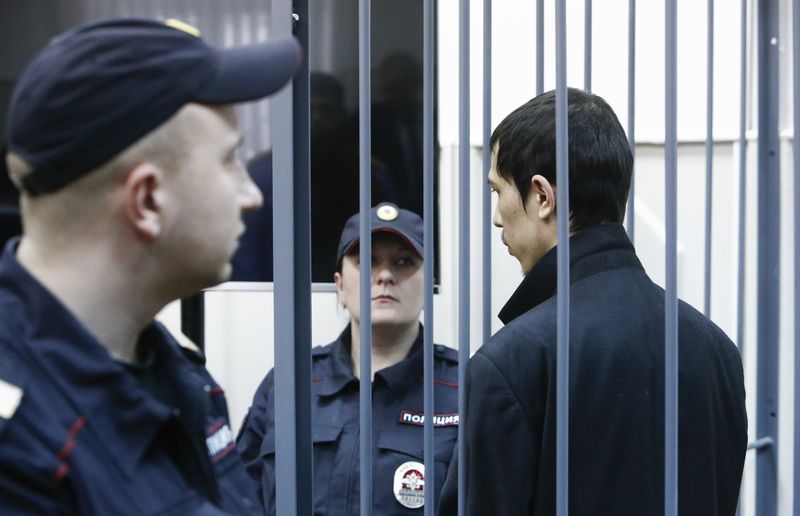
795 1 800 514
457 0 470 514
272 1 313 515
584 0 591 91
736 0 747 357
537 0 544 95
755 0 780 513
554 1 569 515
483 0 492 346
358 0 373 514
626 0 636 239
423 0 435 512
664 0 678 514
703 0 714 318
180 294 205 349
748 437 775 451
734 2 747 512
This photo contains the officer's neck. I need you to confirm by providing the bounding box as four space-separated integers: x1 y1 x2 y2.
17 236 160 364
350 321 419 381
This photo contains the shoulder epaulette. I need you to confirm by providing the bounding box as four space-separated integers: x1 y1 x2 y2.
434 344 459 363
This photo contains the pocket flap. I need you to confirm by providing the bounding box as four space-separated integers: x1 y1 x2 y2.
259 424 342 457
377 429 457 462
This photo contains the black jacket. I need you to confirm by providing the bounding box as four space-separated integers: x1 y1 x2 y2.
438 224 747 515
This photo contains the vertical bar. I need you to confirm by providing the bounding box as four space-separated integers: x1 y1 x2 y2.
794 0 800 513
554 1 569 515
737 0 747 359
180 294 205 349
704 0 714 318
457 0 470 514
272 0 313 515
584 0 591 92
536 0 545 95
626 0 636 239
358 0 373 514
794 0 800 514
756 0 780 513
664 0 679 514
423 0 436 512
735 5 746 510
483 0 492 345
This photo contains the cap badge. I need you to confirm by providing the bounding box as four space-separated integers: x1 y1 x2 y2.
165 18 202 38
393 461 425 509
377 204 399 221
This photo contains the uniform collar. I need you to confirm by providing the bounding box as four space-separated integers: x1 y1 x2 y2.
0 238 176 477
498 224 642 324
314 324 424 396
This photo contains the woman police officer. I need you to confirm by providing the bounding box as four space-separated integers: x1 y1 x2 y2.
237 203 459 515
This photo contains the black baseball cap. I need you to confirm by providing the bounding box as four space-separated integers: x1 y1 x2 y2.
6 17 302 196
336 203 424 267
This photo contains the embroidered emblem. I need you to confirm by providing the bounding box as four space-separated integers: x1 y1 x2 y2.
206 420 235 462
393 461 425 509
399 410 459 427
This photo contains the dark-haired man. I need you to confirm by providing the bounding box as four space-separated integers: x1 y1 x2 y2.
438 88 747 515
0 18 299 514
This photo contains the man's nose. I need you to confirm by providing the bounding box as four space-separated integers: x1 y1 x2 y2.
239 168 264 212
492 205 503 228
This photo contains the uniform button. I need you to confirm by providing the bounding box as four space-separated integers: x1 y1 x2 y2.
203 385 212 393
172 408 182 417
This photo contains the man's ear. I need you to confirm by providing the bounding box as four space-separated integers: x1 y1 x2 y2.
529 174 556 220
123 162 165 240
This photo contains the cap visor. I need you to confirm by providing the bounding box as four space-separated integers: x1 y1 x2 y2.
194 36 302 103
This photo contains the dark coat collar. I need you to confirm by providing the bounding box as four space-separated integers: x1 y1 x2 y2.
498 224 642 324
314 324 424 397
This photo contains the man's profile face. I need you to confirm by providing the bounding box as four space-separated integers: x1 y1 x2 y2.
488 145 550 274
162 104 263 289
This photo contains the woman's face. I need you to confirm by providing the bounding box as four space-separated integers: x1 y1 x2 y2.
334 233 424 330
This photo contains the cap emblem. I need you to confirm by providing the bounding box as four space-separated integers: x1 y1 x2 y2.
377 204 399 221
165 18 201 37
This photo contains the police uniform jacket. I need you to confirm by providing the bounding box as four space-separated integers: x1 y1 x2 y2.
237 324 459 515
0 240 260 515
438 223 747 516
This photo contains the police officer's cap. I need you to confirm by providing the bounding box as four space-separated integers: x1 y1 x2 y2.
336 203 424 268
6 17 302 196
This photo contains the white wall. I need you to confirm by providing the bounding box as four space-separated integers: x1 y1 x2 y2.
157 0 796 513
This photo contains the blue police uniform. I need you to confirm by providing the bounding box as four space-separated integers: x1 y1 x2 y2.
237 325 459 515
0 240 260 515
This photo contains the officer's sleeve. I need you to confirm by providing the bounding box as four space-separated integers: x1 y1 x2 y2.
235 369 276 503
437 352 537 516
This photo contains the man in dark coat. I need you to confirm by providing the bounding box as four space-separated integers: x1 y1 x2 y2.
438 88 747 516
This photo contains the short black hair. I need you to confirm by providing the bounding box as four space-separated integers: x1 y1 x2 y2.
490 88 632 231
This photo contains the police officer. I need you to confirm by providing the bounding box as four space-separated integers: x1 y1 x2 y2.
237 203 459 515
0 18 300 514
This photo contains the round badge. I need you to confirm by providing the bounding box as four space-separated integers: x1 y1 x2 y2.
376 204 399 221
393 461 425 509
